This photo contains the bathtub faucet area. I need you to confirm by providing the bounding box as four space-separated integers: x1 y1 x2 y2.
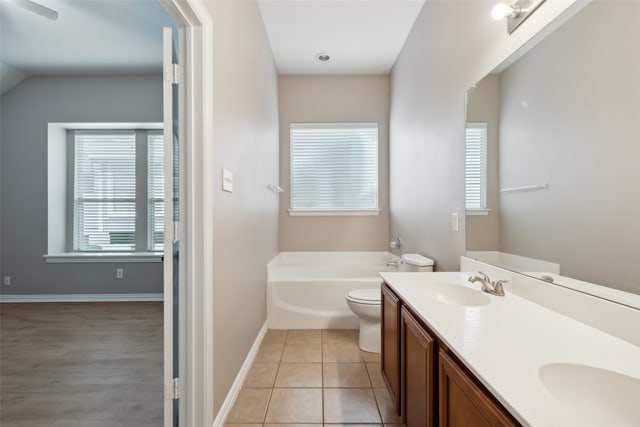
386 260 400 268
389 237 403 254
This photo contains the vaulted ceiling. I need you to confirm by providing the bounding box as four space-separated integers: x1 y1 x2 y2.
1 0 426 94
0 0 174 93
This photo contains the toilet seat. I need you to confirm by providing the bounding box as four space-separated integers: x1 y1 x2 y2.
346 289 381 305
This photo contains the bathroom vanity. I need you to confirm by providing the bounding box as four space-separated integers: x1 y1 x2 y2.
379 271 640 427
381 281 518 427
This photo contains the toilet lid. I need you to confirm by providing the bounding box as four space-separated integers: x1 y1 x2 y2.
346 289 381 305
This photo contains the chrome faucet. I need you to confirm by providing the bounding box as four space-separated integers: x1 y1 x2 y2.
468 272 507 296
492 280 508 296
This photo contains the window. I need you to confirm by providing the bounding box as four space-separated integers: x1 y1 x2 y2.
289 123 379 215
465 122 488 210
72 129 164 252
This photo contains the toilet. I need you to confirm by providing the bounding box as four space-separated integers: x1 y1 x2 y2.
346 253 434 352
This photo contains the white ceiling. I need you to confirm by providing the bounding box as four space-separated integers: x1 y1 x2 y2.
0 0 175 92
258 0 425 75
1 0 426 94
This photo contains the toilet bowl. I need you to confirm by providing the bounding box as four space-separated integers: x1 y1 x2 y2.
346 253 435 353
346 289 382 353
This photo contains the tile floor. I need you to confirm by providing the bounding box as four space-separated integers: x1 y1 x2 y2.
225 329 403 427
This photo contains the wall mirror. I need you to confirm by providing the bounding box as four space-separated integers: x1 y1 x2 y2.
465 0 640 309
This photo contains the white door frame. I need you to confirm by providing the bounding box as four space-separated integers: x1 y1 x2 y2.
160 1 214 426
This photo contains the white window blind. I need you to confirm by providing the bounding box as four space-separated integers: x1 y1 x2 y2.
290 123 378 212
147 131 164 251
465 123 488 210
74 131 136 251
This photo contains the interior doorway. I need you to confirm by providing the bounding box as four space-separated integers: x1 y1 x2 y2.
0 1 198 425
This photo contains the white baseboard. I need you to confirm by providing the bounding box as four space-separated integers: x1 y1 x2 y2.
0 293 164 303
212 321 268 427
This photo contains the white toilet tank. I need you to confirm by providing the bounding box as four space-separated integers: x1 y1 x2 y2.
400 253 434 272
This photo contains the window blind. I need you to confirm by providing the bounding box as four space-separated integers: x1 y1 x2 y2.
147 131 164 251
290 123 378 212
73 131 136 251
465 123 488 210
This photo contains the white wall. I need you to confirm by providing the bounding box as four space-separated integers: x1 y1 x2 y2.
204 0 280 417
389 0 581 271
278 75 390 251
0 75 163 295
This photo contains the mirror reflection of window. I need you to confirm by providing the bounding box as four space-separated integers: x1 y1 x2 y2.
465 123 488 211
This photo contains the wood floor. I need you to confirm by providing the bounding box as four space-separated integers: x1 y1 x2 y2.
0 302 163 427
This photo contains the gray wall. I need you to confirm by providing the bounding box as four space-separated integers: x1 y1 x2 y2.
389 0 582 272
205 0 280 417
278 75 390 251
389 2 492 271
0 75 163 295
465 74 500 251
498 1 640 294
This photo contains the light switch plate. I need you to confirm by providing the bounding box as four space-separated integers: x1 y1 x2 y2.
222 168 233 192
451 212 459 232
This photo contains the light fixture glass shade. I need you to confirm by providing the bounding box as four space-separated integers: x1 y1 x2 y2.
491 2 514 20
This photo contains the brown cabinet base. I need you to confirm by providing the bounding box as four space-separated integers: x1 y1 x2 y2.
381 281 522 427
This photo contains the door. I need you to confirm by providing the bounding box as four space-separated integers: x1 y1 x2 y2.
163 25 182 427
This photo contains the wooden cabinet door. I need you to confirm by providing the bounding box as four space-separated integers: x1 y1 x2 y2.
381 283 401 414
439 350 520 427
402 306 437 427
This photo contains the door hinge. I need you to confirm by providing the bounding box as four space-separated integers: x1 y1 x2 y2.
164 63 180 85
171 63 180 85
166 377 182 400
173 222 180 242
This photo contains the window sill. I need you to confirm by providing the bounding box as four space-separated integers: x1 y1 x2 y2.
288 209 381 217
466 209 492 216
43 252 163 263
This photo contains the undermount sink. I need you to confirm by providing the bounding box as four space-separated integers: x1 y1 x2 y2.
539 363 640 426
416 283 491 306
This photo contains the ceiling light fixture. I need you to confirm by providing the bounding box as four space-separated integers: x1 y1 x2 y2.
492 0 546 34
316 53 330 62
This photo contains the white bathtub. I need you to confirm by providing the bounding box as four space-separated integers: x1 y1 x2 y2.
267 252 398 329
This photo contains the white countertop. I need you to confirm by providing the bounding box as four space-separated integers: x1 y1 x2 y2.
379 272 640 427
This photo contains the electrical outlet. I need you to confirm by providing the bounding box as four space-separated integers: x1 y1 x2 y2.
116 268 124 279
3 275 10 286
